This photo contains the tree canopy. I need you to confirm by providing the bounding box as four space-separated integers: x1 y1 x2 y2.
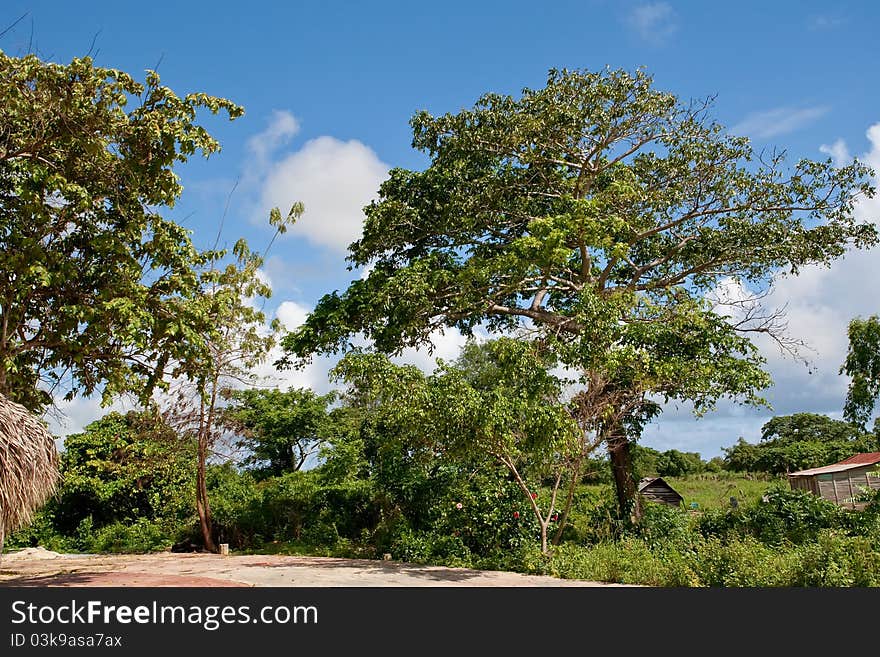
841 315 880 429
723 413 877 474
222 387 337 477
0 51 242 411
284 68 873 385
281 67 877 514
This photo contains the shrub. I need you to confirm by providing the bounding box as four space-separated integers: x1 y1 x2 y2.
696 484 847 545
79 518 174 554
791 531 880 586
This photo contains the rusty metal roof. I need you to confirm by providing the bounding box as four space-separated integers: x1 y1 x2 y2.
788 452 880 477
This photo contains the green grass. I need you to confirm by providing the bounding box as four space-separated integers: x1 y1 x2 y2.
664 472 782 510
576 472 781 511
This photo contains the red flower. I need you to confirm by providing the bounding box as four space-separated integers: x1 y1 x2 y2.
551 513 559 522
530 492 537 499
513 511 520 519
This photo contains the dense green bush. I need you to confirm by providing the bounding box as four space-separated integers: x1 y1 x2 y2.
202 464 383 551
53 411 196 533
522 529 880 587
203 464 265 548
696 485 848 545
81 519 174 554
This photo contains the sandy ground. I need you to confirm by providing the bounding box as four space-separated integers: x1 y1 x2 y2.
0 548 632 587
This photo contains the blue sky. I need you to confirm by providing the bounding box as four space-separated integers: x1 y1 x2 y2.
4 1 880 457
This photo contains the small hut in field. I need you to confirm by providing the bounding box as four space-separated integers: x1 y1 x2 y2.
788 453 880 510
0 394 60 554
638 477 684 508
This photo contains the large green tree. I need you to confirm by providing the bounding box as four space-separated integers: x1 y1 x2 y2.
222 387 337 477
0 52 242 412
723 412 877 474
841 315 880 430
282 68 877 516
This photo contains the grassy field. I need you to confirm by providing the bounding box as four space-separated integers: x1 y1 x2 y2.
664 472 782 510
576 472 782 512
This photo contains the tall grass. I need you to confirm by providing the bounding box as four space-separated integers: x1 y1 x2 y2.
664 472 779 510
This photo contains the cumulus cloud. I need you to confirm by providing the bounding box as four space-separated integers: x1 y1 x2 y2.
246 110 300 167
252 127 389 252
240 111 389 253
275 300 310 332
648 122 880 456
626 3 678 45
820 139 851 166
730 105 830 139
45 394 138 445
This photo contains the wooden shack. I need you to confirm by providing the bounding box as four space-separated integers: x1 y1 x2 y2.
788 452 880 510
638 477 684 507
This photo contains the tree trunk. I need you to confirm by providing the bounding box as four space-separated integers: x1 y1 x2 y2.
606 421 641 522
196 433 217 553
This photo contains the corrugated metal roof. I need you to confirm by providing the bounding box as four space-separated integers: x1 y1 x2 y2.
838 452 880 465
788 452 880 477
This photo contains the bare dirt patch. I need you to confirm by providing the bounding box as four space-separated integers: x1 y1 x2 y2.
0 550 632 587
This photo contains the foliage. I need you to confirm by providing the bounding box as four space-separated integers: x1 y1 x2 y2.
630 444 718 478
79 518 175 554
199 464 381 552
0 51 242 411
723 413 876 474
50 410 195 534
655 449 705 477
696 484 850 545
163 235 292 552
201 463 265 548
332 338 586 554
282 66 876 516
529 526 880 587
222 387 337 477
841 315 880 428
10 432 880 585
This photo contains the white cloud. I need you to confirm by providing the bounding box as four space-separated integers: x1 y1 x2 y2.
393 328 472 374
262 255 303 296
255 135 388 252
626 3 678 45
731 106 830 139
246 110 300 167
45 394 138 444
275 299 311 332
646 121 880 456
250 345 338 396
820 139 851 166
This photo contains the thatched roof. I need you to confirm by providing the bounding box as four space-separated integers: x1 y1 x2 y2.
0 394 60 550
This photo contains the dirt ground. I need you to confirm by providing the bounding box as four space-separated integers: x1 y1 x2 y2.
0 548 632 587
